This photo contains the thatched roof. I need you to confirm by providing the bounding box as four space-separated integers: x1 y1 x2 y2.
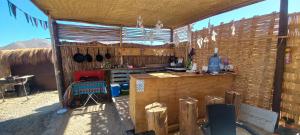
0 48 52 65
32 0 262 28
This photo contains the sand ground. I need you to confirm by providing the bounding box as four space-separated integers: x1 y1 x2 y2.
0 91 264 135
0 91 131 135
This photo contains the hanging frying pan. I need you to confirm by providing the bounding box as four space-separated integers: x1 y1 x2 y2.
73 48 85 63
85 48 93 62
96 49 104 62
105 48 111 59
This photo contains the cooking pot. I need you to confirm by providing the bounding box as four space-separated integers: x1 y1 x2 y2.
105 49 111 59
73 48 85 63
96 49 104 62
85 48 93 62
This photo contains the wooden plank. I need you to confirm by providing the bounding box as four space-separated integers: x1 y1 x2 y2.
49 18 65 104
272 0 288 127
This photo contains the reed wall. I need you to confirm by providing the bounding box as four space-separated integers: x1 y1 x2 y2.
191 13 279 109
281 13 300 125
59 42 186 86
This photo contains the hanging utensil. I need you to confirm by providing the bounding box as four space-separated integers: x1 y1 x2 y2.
73 48 85 63
96 48 104 62
85 48 93 62
105 48 111 59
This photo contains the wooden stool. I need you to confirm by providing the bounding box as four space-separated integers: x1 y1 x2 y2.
179 97 199 135
225 91 242 119
145 102 168 135
204 95 224 120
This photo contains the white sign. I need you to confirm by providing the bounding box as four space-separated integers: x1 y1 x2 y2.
239 103 278 133
136 80 144 92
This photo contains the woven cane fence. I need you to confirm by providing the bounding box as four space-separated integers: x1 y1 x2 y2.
281 13 300 125
189 12 300 125
191 12 278 110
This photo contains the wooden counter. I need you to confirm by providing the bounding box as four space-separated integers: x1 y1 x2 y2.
129 72 235 133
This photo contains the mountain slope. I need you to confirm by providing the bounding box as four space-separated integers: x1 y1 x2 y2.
1 39 51 50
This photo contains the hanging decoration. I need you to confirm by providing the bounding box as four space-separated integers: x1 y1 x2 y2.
231 21 236 36
155 20 163 34
197 36 204 49
203 37 209 48
211 30 217 42
136 16 164 43
6 0 48 30
174 33 180 47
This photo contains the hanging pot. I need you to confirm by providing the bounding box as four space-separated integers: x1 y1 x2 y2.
73 48 85 63
105 48 111 59
85 48 93 62
96 49 104 62
169 55 178 63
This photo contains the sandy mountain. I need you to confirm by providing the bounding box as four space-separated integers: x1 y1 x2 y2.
0 39 51 50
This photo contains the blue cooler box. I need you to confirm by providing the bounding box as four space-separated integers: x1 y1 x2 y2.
121 83 129 91
110 84 120 97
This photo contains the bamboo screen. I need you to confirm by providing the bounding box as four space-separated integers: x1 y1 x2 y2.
190 12 300 125
281 13 300 125
191 13 279 109
57 23 171 44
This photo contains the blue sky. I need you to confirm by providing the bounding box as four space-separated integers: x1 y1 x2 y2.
0 0 299 47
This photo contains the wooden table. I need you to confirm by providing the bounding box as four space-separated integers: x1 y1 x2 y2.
0 75 34 100
129 72 235 133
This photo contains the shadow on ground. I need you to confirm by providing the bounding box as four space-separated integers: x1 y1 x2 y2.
0 103 60 135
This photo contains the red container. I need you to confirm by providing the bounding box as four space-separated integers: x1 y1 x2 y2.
73 70 105 82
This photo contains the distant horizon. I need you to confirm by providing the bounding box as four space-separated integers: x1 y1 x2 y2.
1 0 299 47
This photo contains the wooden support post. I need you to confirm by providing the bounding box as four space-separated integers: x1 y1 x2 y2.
170 29 173 43
105 70 112 102
272 0 288 127
186 25 192 66
225 91 242 119
179 97 199 135
120 27 123 65
145 102 168 135
49 18 65 104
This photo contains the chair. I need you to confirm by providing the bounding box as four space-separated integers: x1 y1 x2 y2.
202 104 258 135
0 85 6 102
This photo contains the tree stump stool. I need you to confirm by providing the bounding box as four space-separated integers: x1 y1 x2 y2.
145 102 168 135
179 97 199 135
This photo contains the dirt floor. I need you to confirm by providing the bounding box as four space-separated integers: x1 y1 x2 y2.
1 91 294 135
0 91 60 135
0 91 132 135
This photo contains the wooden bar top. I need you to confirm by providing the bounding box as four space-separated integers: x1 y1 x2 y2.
130 72 236 79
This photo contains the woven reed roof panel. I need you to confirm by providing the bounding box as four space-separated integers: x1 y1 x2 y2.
32 0 262 28
0 48 52 65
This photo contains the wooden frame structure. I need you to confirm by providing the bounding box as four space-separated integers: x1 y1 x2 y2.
32 0 289 128
272 0 288 127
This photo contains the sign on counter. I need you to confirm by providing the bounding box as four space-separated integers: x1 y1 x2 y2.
136 79 144 92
